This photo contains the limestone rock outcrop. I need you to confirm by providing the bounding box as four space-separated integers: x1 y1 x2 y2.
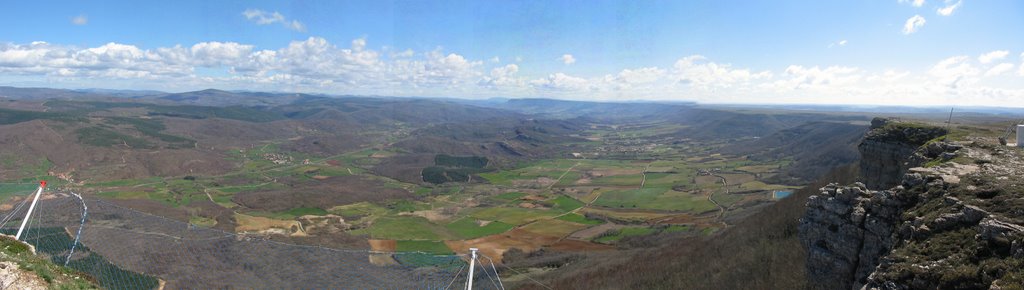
857 118 948 190
801 119 1024 289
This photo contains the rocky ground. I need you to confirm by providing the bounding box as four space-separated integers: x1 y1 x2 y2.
0 235 97 289
801 119 1024 290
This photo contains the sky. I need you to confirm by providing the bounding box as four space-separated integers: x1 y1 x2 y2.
1 0 1023 106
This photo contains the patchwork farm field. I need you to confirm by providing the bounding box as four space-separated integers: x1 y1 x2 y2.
37 119 797 258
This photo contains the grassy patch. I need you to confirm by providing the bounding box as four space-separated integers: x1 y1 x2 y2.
555 171 581 186
520 219 589 237
479 171 517 185
352 216 452 240
0 183 42 201
556 213 605 225
444 217 514 239
470 207 558 225
547 195 584 212
593 188 717 212
396 240 454 255
590 174 644 186
388 200 430 213
479 159 578 185
189 215 217 227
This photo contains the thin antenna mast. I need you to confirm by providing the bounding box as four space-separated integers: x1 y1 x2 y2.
15 180 46 240
465 248 478 290
945 107 954 130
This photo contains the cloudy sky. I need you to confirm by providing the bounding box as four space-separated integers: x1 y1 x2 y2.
2 0 1023 106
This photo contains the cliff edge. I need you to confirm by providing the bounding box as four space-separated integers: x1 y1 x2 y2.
801 118 1024 289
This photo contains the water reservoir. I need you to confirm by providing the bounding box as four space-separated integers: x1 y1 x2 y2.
774 191 793 199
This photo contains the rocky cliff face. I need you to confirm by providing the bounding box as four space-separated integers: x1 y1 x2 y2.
857 118 947 190
801 119 1024 289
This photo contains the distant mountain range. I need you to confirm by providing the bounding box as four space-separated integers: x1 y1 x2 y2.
3 86 1022 117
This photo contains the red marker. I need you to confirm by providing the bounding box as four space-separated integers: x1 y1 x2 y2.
40 180 46 188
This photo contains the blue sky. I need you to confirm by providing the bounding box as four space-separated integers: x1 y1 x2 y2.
1 0 1023 106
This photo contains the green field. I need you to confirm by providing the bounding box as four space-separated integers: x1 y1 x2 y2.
642 171 695 188
548 195 584 212
592 188 716 212
444 217 514 239
520 219 589 236
556 213 605 225
479 159 578 185
469 207 558 225
0 183 41 200
47 111 797 254
589 174 644 186
396 240 453 254
351 216 454 240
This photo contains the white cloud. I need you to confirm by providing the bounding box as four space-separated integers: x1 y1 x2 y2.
978 50 1009 64
771 65 862 90
242 9 306 32
828 40 848 48
672 55 771 89
614 67 665 84
242 9 284 25
479 64 523 88
1 38 1023 106
903 15 926 35
937 0 962 16
1020 52 1024 76
561 54 576 65
985 63 1014 77
490 64 518 78
288 20 306 32
531 73 589 91
71 15 88 25
190 42 253 66
899 0 926 7
866 70 911 83
928 56 979 88
489 56 500 63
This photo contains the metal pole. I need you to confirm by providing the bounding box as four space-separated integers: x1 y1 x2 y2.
15 181 45 240
466 248 478 290
945 107 954 130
